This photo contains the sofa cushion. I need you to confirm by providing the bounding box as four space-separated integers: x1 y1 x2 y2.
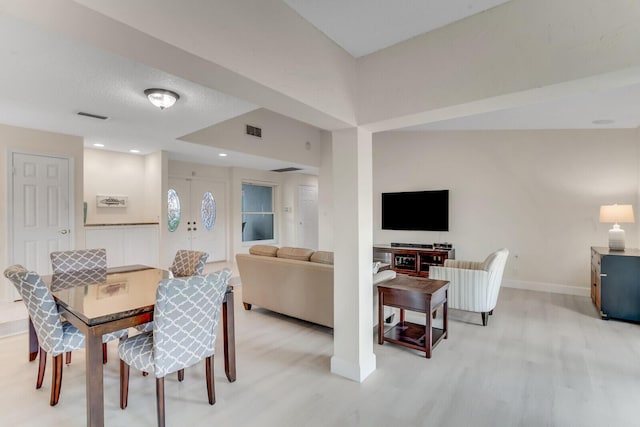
249 245 279 257
277 247 314 261
310 251 334 265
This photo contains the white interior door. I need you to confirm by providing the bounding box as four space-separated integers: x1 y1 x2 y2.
11 153 71 299
166 177 227 266
297 185 318 249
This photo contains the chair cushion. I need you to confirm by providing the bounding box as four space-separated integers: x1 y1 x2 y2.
310 251 334 265
118 332 156 374
249 245 279 257
277 247 314 261
60 322 86 352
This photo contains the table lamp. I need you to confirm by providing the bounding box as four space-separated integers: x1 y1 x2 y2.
599 204 635 251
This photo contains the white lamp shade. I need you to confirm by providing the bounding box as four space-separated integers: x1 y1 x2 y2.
600 204 635 251
599 204 635 224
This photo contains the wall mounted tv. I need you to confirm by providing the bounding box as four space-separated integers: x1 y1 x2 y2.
381 190 449 231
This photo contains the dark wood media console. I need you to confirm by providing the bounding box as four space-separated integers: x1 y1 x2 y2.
374 245 455 277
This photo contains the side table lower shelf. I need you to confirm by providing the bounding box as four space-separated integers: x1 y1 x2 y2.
383 321 446 352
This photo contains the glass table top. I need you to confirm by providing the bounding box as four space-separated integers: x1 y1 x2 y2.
43 265 169 326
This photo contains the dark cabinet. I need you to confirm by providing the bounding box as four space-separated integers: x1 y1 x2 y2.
374 245 454 277
591 246 640 321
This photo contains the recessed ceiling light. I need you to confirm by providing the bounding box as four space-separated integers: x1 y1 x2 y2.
93 143 104 147
129 149 140 153
218 153 228 157
592 119 615 125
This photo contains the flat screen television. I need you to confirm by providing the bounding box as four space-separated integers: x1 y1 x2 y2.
381 190 449 231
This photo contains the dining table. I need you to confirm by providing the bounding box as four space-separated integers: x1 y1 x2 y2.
27 265 236 427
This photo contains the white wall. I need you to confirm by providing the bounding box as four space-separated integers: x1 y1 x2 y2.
373 129 640 294
84 149 162 224
0 123 84 302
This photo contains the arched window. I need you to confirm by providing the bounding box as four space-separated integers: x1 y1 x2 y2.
202 191 216 231
167 188 181 232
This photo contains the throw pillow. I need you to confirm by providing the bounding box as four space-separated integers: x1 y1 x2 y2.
310 251 334 265
249 245 279 257
277 247 314 261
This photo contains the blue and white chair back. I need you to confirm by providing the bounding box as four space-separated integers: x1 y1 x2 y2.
50 248 107 274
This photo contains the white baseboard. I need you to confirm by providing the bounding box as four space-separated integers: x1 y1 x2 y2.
330 353 376 383
503 279 590 297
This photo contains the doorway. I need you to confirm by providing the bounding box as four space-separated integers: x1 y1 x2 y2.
296 184 318 249
9 153 72 300
166 177 227 266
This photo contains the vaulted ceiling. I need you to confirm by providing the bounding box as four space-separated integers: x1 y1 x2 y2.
1 0 638 170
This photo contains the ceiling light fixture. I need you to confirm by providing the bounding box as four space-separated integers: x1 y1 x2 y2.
144 88 180 110
218 153 228 157
93 143 104 147
129 149 140 153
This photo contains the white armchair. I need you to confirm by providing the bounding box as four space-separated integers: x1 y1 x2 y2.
429 248 509 326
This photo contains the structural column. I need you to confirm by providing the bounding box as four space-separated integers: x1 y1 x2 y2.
330 127 376 382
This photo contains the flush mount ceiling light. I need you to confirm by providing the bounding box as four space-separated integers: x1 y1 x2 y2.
144 88 180 110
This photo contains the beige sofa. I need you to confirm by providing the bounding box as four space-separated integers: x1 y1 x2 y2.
236 245 396 328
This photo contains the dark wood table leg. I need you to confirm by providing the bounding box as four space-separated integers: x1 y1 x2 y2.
399 308 405 324
425 297 433 359
377 288 384 345
443 289 448 339
222 290 236 383
86 329 104 427
29 318 38 361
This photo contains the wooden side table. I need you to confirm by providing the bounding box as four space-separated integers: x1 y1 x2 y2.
377 275 449 358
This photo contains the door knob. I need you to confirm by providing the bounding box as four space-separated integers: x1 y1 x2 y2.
59 229 69 235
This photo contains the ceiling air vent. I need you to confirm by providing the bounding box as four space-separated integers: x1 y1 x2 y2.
271 167 302 173
246 124 262 138
77 111 109 120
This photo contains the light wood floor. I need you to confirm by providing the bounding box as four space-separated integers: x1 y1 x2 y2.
1 285 639 427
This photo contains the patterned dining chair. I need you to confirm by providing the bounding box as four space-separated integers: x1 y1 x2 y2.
169 250 209 277
50 248 122 364
119 269 231 427
3 265 128 406
50 248 107 274
136 250 209 336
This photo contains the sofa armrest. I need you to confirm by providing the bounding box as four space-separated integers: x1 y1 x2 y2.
443 259 484 270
